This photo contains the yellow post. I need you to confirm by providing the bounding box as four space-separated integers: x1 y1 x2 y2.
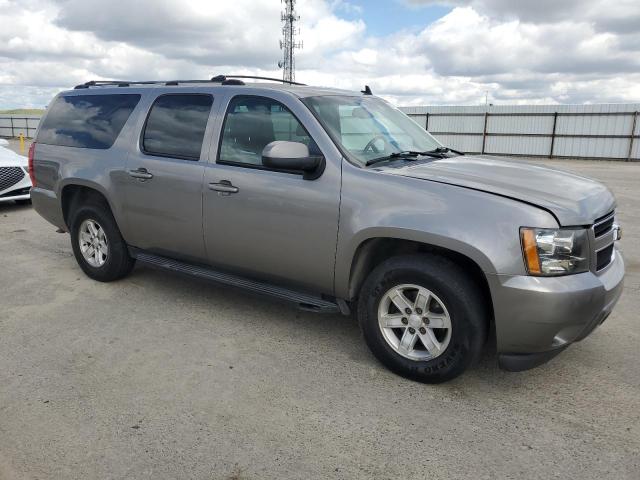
19 133 25 154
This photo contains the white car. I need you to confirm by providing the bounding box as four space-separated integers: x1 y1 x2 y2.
0 139 32 204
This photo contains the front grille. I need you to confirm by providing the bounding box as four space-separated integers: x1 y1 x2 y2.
593 210 616 271
0 186 30 198
593 211 615 237
596 244 614 271
0 167 25 192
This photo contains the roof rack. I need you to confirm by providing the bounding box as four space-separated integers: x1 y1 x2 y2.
212 75 307 86
74 79 215 89
74 75 307 90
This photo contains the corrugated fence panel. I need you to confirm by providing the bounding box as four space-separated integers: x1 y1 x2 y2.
401 104 640 160
486 135 551 156
632 139 640 160
431 133 483 153
409 115 428 129
556 114 633 135
428 115 484 134
632 113 640 160
488 114 554 134
554 137 629 159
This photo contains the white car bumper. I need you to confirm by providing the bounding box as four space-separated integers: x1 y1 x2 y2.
0 166 32 202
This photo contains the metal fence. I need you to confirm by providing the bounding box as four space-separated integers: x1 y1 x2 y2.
3 105 640 160
0 116 41 138
400 104 640 161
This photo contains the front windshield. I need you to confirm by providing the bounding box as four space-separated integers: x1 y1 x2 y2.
303 95 442 166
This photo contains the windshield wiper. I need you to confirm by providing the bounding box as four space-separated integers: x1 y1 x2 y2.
422 146 465 156
365 150 449 167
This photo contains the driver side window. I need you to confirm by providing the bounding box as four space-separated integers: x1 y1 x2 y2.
219 95 318 167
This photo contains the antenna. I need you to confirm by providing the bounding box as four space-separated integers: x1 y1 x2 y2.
279 0 303 83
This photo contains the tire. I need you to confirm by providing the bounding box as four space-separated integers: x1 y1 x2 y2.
358 254 488 383
69 201 135 282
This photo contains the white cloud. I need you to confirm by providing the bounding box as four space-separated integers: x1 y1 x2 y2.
417 7 639 76
0 0 638 109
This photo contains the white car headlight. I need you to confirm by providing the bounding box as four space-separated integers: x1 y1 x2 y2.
520 227 590 276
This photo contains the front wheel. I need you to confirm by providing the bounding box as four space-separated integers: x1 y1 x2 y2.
358 254 488 383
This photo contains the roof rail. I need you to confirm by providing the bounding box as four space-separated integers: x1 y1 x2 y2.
73 75 307 90
74 79 214 89
212 75 307 86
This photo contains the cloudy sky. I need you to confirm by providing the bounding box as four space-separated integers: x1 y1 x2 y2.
0 0 639 109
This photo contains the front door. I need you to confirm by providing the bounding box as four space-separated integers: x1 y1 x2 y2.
123 93 214 262
203 93 341 294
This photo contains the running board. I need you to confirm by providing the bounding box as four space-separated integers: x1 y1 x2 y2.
134 252 342 314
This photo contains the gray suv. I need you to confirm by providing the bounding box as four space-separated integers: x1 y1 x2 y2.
30 76 624 383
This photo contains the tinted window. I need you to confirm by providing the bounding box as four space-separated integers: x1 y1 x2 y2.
219 96 318 166
37 94 140 149
142 94 213 160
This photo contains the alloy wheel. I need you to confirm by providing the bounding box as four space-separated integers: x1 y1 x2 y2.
377 284 452 361
78 219 109 268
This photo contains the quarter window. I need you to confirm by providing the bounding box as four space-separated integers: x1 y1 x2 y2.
142 94 213 160
219 96 318 167
37 94 141 149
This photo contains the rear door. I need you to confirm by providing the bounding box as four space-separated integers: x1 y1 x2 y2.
123 93 214 262
202 92 342 294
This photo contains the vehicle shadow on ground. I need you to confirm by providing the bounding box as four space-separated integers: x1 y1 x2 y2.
0 202 31 214
123 262 550 390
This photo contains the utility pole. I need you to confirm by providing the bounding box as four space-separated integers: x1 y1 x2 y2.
279 0 302 83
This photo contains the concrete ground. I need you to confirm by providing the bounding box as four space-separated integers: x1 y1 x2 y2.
1 148 639 479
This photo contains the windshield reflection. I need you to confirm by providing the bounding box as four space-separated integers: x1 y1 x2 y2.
303 95 442 166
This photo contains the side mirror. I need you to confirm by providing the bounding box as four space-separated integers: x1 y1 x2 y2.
262 141 324 180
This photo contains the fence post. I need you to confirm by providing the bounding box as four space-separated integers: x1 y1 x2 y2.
10 116 14 138
549 112 558 158
628 111 638 161
481 112 488 154
425 112 429 131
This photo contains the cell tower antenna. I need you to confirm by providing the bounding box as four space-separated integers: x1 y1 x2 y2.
279 0 303 83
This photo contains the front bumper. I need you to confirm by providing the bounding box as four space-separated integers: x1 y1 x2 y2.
488 248 624 371
0 190 31 202
0 171 32 203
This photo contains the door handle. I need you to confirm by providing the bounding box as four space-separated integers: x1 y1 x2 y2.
129 168 153 180
208 180 239 194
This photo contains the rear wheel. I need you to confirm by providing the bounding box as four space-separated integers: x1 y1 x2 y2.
358 254 488 383
69 202 135 282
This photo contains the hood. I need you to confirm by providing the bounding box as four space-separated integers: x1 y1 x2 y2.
0 146 28 168
382 155 615 226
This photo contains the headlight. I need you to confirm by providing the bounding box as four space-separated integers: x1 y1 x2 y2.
520 227 590 276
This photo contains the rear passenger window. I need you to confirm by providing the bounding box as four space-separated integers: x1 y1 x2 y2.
142 94 213 160
37 94 140 149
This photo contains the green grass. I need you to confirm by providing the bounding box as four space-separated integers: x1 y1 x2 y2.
0 108 45 115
